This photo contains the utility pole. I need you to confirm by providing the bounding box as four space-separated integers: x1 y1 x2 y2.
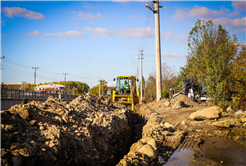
32 67 39 91
146 0 162 101
98 79 105 97
139 50 144 102
0 56 5 84
63 73 68 82
136 68 139 91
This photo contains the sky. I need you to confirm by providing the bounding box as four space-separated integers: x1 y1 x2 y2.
1 0 245 88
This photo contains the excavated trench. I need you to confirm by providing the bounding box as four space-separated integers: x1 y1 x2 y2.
6 95 244 166
1 95 148 166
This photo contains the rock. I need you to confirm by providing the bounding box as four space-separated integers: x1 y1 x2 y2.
138 144 158 159
164 101 170 107
212 121 230 128
11 156 22 166
226 106 233 112
164 122 174 129
172 101 185 110
221 112 228 117
5 124 14 131
118 159 131 166
234 110 244 116
18 107 29 119
84 118 92 122
190 106 223 120
141 137 157 150
227 118 242 126
30 120 37 126
241 117 246 123
243 111 246 117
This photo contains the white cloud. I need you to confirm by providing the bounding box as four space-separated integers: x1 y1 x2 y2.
69 11 104 20
2 7 45 19
82 27 112 37
213 17 246 33
27 30 88 38
172 6 227 20
232 1 246 12
161 53 185 58
115 27 154 38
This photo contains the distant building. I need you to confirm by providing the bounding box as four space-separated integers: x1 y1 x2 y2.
35 84 65 92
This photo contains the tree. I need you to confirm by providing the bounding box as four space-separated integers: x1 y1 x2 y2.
144 63 177 102
90 81 108 97
187 19 239 104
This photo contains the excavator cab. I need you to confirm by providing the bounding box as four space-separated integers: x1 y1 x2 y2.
112 75 139 112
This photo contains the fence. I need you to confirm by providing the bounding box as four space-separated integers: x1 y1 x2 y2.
1 89 78 100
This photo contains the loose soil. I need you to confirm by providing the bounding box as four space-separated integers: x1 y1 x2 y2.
1 94 246 166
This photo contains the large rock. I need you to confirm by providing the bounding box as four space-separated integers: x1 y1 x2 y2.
17 107 29 119
190 106 223 120
172 101 185 110
212 121 230 128
141 137 157 150
138 144 158 159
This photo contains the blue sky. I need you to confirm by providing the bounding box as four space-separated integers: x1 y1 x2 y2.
1 0 245 88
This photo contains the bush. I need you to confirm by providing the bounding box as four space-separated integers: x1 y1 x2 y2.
162 89 169 98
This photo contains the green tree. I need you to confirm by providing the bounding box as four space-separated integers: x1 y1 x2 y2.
187 19 239 104
90 81 108 96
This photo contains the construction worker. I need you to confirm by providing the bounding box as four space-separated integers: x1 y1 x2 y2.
122 80 130 93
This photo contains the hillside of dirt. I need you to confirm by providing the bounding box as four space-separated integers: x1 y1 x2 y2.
1 95 133 166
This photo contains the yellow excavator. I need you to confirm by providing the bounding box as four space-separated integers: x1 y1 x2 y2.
112 75 139 112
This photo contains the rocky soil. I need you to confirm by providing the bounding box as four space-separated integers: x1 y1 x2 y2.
1 95 133 166
2 94 246 166
130 94 246 165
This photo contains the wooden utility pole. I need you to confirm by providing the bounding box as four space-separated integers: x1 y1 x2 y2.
0 56 5 84
139 50 144 102
146 0 162 101
32 67 39 91
63 73 68 82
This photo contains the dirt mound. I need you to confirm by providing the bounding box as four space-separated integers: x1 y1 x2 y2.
174 94 198 106
1 96 133 166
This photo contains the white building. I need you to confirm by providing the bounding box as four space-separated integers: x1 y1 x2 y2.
35 84 65 92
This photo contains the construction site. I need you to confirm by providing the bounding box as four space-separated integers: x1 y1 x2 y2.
1 0 246 166
1 93 246 166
